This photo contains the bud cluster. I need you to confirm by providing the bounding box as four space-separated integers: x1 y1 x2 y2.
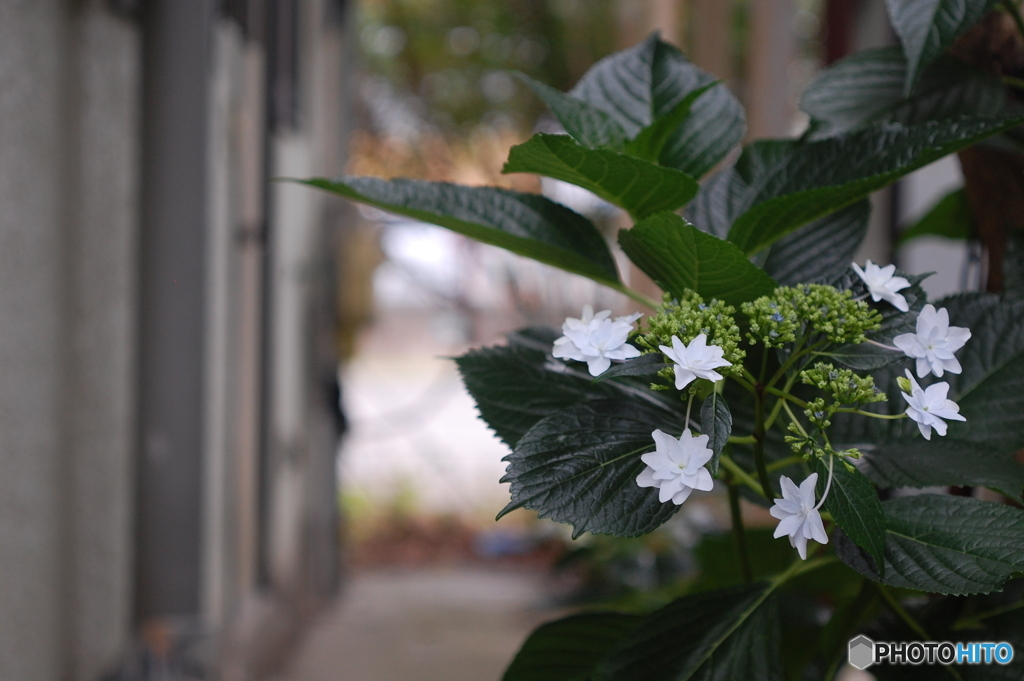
743 285 882 347
635 291 745 377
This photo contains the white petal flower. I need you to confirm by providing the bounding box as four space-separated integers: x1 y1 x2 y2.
900 369 965 440
852 260 911 312
770 473 829 560
636 429 715 505
893 304 971 378
552 305 642 376
658 334 732 390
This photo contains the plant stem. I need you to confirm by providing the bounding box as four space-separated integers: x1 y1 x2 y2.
752 386 775 497
836 408 907 420
781 399 809 437
1005 75 1024 91
766 455 803 472
685 394 694 430
765 385 808 408
1002 1 1024 43
876 585 965 681
719 454 766 497
953 598 1024 630
728 483 753 583
728 434 757 444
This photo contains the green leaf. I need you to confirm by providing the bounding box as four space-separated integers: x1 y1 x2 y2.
592 353 672 383
624 82 718 163
502 134 699 220
455 327 668 448
502 612 641 681
834 495 1024 595
517 73 629 149
300 176 620 285
858 438 1024 502
726 117 1024 255
500 399 685 538
1007 231 1024 299
762 200 870 286
898 187 972 244
701 392 731 477
801 48 1008 138
815 458 887 577
686 165 745 239
569 33 745 178
884 0 1000 94
618 212 778 307
592 584 782 681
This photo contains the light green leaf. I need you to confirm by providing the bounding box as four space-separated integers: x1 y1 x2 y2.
619 212 778 307
898 187 972 244
701 392 732 477
593 584 782 681
835 495 1024 595
570 33 745 178
801 47 1008 138
762 200 870 286
499 399 685 538
502 612 641 681
301 176 620 285
726 117 1024 255
502 133 699 219
884 0 1000 94
816 458 886 577
454 327 673 448
516 73 629 150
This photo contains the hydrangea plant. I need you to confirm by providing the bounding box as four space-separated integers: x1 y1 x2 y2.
305 4 1024 678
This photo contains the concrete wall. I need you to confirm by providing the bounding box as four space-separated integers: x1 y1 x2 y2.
0 1 140 679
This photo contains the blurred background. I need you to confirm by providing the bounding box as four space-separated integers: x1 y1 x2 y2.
0 0 986 680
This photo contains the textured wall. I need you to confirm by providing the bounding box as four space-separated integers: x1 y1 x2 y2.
0 1 140 679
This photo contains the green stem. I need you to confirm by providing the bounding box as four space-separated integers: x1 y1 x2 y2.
763 371 803 430
752 387 775 497
781 399 809 437
685 394 695 430
1002 1 1024 43
767 455 803 472
953 598 1024 631
1005 75 1024 91
728 434 757 444
610 283 662 310
765 385 808 408
876 585 964 681
728 483 753 583
719 454 766 497
836 408 907 420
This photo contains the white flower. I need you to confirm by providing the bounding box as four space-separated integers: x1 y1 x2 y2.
552 305 642 376
770 473 829 560
636 429 715 505
659 334 732 390
852 260 911 312
893 304 971 378
900 369 965 440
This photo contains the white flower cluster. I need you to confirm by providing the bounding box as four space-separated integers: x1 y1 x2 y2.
635 429 715 505
853 264 971 440
552 305 642 376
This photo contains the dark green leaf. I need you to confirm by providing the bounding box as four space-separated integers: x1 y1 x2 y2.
502 134 699 219
455 327 655 448
592 353 672 383
502 612 641 681
815 458 887 577
300 177 620 285
686 165 744 239
801 48 1008 138
619 212 778 307
501 400 685 538
726 118 1024 255
701 392 732 477
834 495 1024 595
1007 232 1024 299
570 33 745 178
858 439 1024 501
624 82 717 163
898 187 972 244
593 584 782 681
517 73 629 149
762 200 870 286
884 0 1000 94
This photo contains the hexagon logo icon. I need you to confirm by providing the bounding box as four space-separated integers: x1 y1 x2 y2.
848 635 875 670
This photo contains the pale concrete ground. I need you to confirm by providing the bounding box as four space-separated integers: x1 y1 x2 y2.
269 568 557 681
